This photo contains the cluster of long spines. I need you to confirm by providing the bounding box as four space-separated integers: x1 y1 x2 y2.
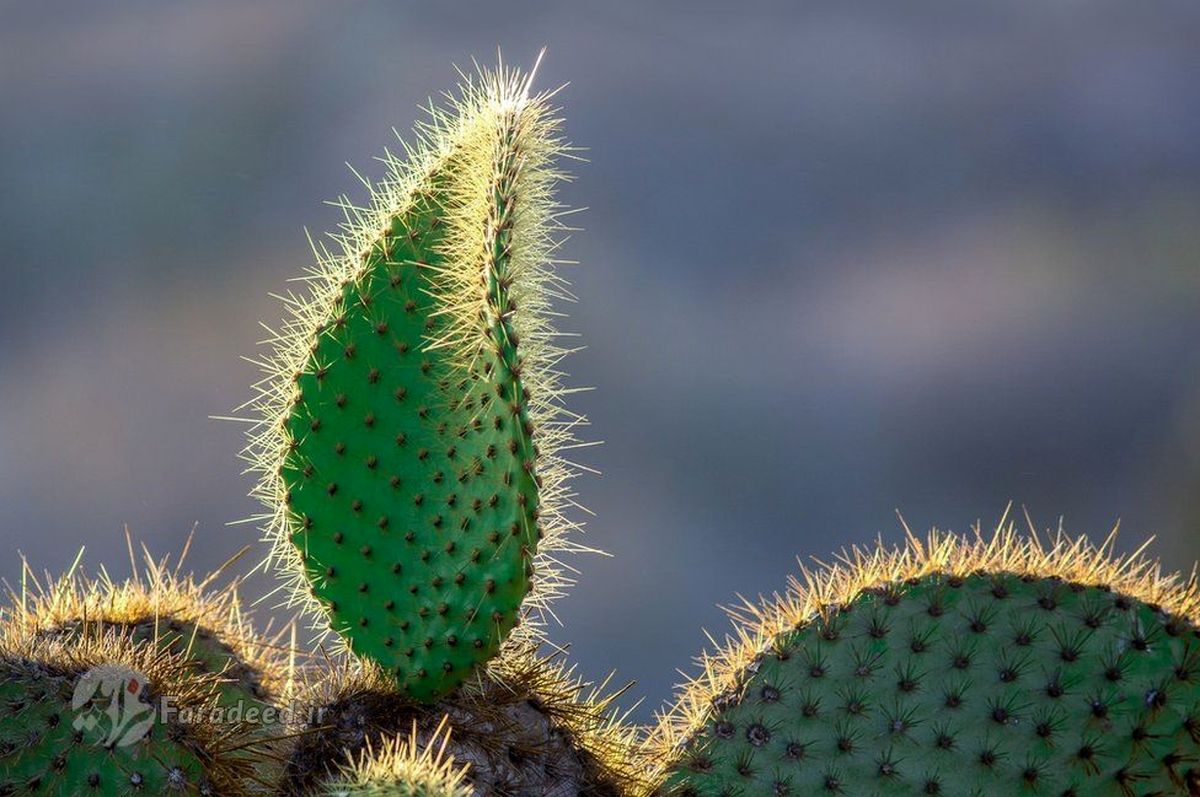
474 643 649 795
281 644 648 796
5 541 292 707
0 620 269 795
646 517 1200 795
237 57 591 680
319 719 470 797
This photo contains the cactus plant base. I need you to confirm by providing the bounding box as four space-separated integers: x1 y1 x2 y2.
284 685 621 797
282 650 639 797
660 569 1200 795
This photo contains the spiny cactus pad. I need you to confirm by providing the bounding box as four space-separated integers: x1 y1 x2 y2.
0 626 262 796
104 617 272 706
318 719 470 797
244 58 585 702
652 524 1200 796
8 543 289 714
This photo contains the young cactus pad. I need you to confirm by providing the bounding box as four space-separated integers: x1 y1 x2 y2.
244 57 584 701
650 522 1200 796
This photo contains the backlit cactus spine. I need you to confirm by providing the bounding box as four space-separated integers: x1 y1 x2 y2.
242 55 589 701
646 518 1200 796
7 539 290 712
318 719 471 797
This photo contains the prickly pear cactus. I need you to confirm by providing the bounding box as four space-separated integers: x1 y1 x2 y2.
318 719 470 797
244 57 584 702
650 524 1200 796
0 625 264 796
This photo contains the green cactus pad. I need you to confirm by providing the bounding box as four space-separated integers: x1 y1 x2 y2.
280 187 539 701
0 629 262 796
654 526 1200 796
246 60 581 702
0 665 210 796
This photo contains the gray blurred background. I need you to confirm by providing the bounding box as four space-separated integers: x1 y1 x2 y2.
2 2 1199 723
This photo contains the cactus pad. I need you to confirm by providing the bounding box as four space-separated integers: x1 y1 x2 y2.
0 625 263 796
652 523 1200 796
8 543 288 714
244 58 585 702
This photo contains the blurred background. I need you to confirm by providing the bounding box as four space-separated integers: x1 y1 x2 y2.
2 2 1198 723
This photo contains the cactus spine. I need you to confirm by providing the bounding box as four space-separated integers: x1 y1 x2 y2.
317 719 470 797
243 55 586 702
647 520 1200 795
6 542 290 715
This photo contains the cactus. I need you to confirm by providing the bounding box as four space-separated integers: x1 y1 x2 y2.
280 644 646 796
647 520 1200 795
242 54 586 702
317 718 470 797
7 539 290 714
0 620 267 796
9 46 1200 797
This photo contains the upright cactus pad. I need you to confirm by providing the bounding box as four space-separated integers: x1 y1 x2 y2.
650 523 1200 796
243 57 586 701
318 719 470 797
0 624 264 796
